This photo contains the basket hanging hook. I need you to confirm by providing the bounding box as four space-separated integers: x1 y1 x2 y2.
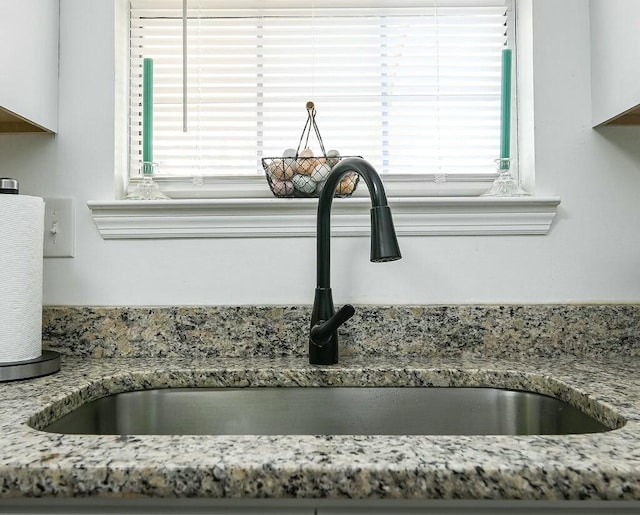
296 101 327 158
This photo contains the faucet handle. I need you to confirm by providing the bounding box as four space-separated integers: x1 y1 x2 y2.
310 304 355 348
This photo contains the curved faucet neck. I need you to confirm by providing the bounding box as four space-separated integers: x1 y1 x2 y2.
316 157 390 289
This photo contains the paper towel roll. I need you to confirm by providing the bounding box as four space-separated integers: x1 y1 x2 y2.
0 194 44 363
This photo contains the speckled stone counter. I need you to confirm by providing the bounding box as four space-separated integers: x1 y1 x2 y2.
42 305 640 359
1 354 640 500
1 304 640 501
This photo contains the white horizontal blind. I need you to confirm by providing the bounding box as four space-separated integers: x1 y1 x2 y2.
129 0 510 178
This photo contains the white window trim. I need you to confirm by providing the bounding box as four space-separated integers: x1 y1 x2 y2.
94 0 558 240
88 196 560 239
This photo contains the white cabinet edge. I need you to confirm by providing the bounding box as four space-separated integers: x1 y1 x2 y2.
0 0 59 132
87 197 561 239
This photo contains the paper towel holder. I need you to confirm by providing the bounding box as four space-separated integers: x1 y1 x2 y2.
0 350 61 382
0 178 19 194
1 181 58 381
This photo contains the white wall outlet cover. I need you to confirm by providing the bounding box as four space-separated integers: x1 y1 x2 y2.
43 198 75 258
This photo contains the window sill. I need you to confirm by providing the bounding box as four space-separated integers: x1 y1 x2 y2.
87 196 561 239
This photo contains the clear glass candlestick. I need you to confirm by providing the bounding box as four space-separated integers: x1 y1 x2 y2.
125 162 169 200
481 158 530 197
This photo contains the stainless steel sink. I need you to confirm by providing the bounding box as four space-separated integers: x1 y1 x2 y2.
40 387 612 436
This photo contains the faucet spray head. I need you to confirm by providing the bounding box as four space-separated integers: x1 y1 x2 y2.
370 205 402 263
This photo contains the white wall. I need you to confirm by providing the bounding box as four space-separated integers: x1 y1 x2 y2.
0 0 639 307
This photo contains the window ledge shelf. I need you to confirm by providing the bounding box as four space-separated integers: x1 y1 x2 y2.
87 196 561 239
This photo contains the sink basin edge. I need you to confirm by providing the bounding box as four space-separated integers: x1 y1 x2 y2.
26 367 627 436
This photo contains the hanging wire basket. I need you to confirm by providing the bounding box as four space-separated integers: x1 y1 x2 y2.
261 102 360 198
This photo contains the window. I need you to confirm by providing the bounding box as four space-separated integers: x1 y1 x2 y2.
93 0 560 239
128 0 513 196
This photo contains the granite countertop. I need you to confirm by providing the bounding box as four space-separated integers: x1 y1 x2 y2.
1 353 640 500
